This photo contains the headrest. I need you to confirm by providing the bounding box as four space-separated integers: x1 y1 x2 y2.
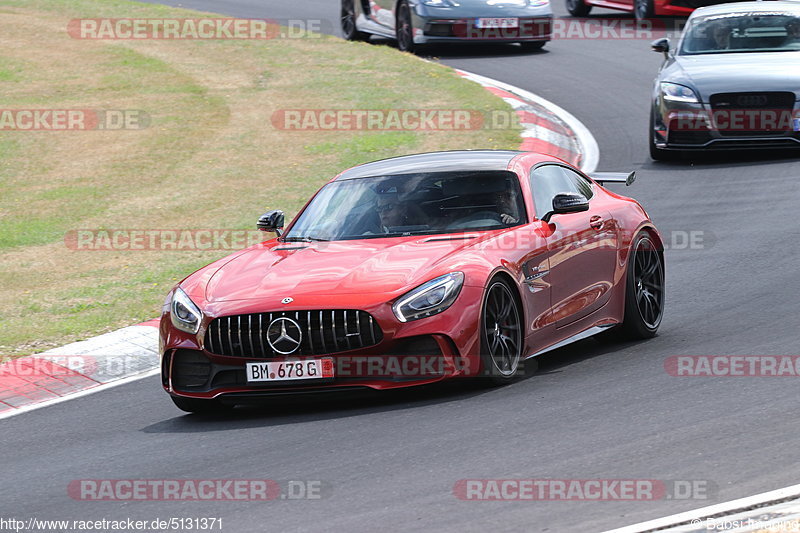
441 174 509 197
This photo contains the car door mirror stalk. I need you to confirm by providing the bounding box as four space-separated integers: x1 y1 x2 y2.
257 209 285 236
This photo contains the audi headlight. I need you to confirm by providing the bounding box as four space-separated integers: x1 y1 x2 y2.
393 272 464 322
170 288 203 334
660 82 699 103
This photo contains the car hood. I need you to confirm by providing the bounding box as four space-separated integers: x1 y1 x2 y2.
671 53 800 101
203 235 490 303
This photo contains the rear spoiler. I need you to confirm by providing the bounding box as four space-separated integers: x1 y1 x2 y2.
590 171 636 186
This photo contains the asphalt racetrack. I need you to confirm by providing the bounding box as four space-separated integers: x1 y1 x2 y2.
4 1 800 530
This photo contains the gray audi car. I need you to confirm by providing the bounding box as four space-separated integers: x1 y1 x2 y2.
648 1 800 160
341 0 553 52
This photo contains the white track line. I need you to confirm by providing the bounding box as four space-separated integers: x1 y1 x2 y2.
0 368 160 421
455 68 600 173
604 484 800 533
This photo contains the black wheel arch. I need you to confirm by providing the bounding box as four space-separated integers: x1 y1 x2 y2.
483 268 526 340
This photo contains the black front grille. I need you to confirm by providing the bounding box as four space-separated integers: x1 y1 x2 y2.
172 350 212 389
428 19 551 39
668 130 711 145
710 92 795 110
710 92 796 137
386 335 442 357
204 310 383 358
425 23 453 37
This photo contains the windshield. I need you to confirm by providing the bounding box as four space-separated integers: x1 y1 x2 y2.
284 171 527 241
680 12 800 55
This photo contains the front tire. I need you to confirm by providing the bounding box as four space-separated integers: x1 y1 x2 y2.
396 0 415 53
566 0 593 16
171 395 231 414
480 278 524 385
341 0 370 41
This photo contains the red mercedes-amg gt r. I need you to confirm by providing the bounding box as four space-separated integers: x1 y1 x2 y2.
160 151 664 413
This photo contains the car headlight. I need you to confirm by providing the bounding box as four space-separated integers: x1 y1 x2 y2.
421 0 455 6
170 288 203 334
660 82 699 103
393 272 464 322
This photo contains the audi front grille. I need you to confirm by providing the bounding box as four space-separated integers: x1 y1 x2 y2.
710 92 796 137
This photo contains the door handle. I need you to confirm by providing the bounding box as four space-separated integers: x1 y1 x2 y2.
589 215 604 230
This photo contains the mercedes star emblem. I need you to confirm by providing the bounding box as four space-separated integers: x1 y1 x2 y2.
266 317 302 355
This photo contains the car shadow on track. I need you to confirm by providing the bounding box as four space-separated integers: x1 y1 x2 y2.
644 149 800 170
142 336 646 433
142 381 500 433
419 43 549 60
368 37 549 58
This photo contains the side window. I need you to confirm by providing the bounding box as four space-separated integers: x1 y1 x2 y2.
529 165 594 219
562 166 594 200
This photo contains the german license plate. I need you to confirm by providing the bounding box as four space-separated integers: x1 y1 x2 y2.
246 359 334 383
475 17 519 28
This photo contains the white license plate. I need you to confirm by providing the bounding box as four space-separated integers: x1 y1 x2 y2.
475 17 519 28
246 359 334 383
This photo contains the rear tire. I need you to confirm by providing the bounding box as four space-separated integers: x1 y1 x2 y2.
341 0 370 41
480 278 524 385
620 231 665 339
566 0 592 17
171 395 231 414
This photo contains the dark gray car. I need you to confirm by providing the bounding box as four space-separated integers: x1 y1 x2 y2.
648 1 800 159
341 0 553 53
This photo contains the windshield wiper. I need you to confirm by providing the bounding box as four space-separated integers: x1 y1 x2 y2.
281 236 330 242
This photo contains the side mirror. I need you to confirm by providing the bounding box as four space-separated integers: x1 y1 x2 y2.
651 38 670 58
257 209 284 236
542 192 589 222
